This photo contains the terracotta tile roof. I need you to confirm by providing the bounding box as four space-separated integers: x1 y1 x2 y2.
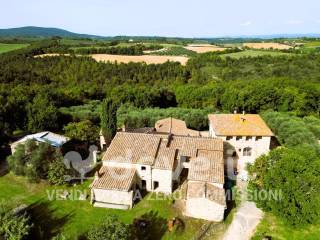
188 150 224 184
102 132 224 173
187 181 226 206
155 118 200 136
124 127 155 134
91 166 136 191
102 132 160 165
206 183 226 206
187 181 205 198
153 139 178 170
208 114 274 136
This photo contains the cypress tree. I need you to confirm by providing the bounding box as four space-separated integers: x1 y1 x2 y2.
100 98 117 145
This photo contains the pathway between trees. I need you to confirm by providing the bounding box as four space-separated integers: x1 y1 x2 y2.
223 201 263 240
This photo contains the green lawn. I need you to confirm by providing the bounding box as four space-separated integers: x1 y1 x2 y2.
221 50 289 59
252 212 320 240
0 173 231 239
0 43 29 54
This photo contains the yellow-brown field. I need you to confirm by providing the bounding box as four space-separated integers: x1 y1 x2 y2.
34 53 72 58
184 44 227 53
243 42 292 50
91 54 189 65
34 53 189 65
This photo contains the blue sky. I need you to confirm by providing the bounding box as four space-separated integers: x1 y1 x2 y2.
1 0 319 37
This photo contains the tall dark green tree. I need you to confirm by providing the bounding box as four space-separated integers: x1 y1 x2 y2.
27 94 58 132
100 98 117 144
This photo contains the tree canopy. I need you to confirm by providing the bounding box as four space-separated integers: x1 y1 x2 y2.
248 146 320 226
87 215 131 240
0 41 319 139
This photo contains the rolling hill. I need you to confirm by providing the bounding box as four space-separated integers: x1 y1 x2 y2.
0 26 105 39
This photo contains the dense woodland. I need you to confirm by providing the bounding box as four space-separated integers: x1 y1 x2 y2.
0 40 319 145
48 44 163 55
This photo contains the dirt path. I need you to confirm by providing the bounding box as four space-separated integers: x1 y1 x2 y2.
223 201 263 240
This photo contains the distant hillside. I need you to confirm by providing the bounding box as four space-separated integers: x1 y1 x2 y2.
0 26 319 42
0 26 105 39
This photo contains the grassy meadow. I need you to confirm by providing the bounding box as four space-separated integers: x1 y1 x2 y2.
302 41 320 48
221 50 289 59
0 43 29 54
0 173 233 239
252 212 320 240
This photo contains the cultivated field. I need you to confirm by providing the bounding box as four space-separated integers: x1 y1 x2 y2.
302 41 320 48
34 53 189 65
91 54 189 65
243 42 292 50
35 53 72 57
0 43 29 54
184 44 227 53
143 48 167 54
222 50 289 59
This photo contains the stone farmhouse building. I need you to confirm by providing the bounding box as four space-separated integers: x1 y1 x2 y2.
92 113 273 222
91 132 226 221
208 114 274 180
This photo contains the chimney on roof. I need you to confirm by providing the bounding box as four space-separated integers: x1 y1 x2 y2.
165 133 173 148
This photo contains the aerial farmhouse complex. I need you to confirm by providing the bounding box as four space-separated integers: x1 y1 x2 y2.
91 113 273 222
7 113 273 222
91 132 226 221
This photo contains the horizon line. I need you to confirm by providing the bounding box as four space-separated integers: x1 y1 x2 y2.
1 25 320 39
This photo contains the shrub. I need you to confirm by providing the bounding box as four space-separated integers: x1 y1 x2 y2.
7 140 63 182
48 158 68 185
0 203 32 240
87 216 131 240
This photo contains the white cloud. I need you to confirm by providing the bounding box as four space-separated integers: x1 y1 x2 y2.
240 21 252 27
285 20 303 25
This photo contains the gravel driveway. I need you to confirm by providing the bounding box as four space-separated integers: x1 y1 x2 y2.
223 201 263 240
